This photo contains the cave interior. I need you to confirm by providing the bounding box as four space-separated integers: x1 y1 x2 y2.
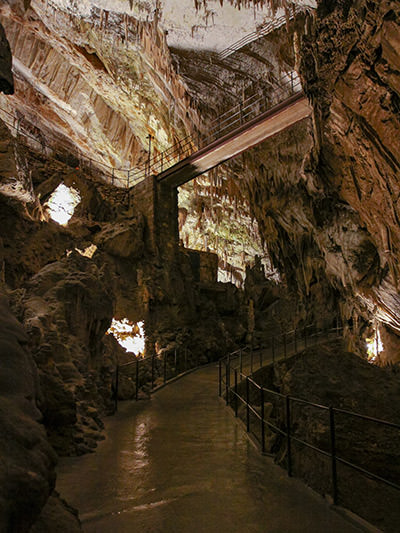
0 0 399 531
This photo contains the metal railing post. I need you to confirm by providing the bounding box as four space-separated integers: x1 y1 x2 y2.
286 395 292 476
234 369 238 417
260 387 266 453
250 344 254 374
246 376 250 432
240 349 243 380
147 134 152 175
135 359 139 401
218 359 222 397
329 407 338 505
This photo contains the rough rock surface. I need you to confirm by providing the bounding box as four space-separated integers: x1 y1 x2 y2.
1 0 400 529
298 1 400 358
18 252 115 456
29 491 81 533
0 294 57 532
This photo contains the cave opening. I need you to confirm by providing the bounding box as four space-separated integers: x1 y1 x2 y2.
107 318 146 358
46 183 81 225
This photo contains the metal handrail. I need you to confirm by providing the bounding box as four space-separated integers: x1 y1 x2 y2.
1 2 309 189
0 69 303 189
217 6 308 60
219 320 400 520
113 344 209 407
333 407 400 429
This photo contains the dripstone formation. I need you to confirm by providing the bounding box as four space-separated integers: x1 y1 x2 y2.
0 1 400 531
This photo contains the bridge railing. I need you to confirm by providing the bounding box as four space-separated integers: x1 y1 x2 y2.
219 322 400 525
218 5 308 60
0 69 303 189
135 72 303 179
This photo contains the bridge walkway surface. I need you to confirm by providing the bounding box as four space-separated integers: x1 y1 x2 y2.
56 364 362 533
156 93 310 189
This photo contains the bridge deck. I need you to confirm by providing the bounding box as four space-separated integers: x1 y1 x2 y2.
157 93 311 189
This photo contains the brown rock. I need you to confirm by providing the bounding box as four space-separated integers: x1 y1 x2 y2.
0 294 56 531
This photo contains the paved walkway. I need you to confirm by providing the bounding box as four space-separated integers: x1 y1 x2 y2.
57 364 362 533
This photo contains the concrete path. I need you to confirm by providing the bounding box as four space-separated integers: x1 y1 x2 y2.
57 364 362 533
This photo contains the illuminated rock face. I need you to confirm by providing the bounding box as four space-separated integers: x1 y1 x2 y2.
298 1 400 357
213 1 400 361
47 183 81 225
0 0 198 173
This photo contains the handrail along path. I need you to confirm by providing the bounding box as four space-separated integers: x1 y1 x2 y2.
218 323 400 518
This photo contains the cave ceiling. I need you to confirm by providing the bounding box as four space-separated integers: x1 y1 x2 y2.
0 0 313 170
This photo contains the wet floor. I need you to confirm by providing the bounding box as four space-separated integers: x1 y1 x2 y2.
57 364 362 533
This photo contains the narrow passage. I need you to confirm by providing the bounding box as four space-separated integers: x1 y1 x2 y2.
57 365 362 533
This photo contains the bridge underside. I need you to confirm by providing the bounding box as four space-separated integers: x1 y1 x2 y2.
156 93 312 189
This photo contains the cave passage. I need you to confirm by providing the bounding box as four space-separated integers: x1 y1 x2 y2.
56 365 361 533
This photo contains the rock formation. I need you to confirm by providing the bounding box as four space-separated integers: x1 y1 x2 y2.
0 0 400 530
0 295 57 532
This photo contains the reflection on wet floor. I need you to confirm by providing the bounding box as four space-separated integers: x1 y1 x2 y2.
57 365 362 533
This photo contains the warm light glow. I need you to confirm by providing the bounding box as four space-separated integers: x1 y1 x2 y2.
366 326 383 363
47 183 81 225
107 318 145 356
75 244 97 258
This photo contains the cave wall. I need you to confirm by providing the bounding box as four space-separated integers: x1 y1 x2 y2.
129 177 246 359
225 1 400 362
299 0 400 359
0 124 247 528
0 295 58 532
0 20 66 532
